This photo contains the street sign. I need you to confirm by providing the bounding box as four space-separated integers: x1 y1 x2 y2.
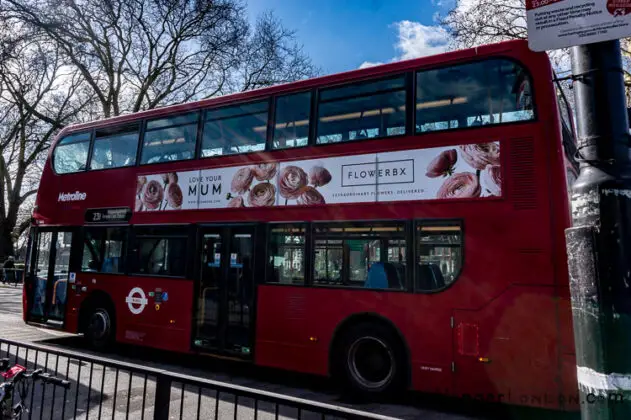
527 0 631 51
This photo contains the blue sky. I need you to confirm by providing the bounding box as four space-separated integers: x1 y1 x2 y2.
247 0 454 75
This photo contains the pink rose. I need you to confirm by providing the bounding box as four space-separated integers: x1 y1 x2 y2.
248 183 276 207
142 180 164 209
426 149 457 178
459 143 500 170
167 183 183 209
136 176 147 195
481 165 502 196
297 186 325 205
135 198 143 212
437 172 481 199
231 167 254 194
253 163 278 182
309 166 332 187
167 172 178 184
228 196 245 208
279 166 308 199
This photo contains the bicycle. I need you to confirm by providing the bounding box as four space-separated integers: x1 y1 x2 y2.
0 358 70 419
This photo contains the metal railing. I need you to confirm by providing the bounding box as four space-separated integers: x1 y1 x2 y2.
0 338 398 420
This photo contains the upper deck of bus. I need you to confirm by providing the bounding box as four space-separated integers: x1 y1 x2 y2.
34 38 563 228
45 39 551 146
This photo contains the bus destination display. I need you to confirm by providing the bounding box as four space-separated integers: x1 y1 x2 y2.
85 207 132 223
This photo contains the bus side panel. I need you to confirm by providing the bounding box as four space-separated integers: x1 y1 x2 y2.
255 285 455 393
70 273 194 353
453 285 577 409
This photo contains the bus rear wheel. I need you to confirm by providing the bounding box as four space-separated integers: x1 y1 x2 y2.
84 304 115 350
336 322 405 396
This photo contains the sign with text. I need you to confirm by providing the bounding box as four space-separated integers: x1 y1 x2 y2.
527 0 631 51
85 207 132 223
134 142 502 212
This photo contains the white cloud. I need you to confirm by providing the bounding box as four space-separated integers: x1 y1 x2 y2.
359 61 384 69
393 20 451 60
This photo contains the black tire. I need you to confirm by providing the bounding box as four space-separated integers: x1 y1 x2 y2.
334 322 406 396
83 302 115 350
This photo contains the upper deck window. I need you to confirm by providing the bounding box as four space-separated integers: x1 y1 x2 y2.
53 132 91 174
272 92 311 149
90 124 140 170
140 112 198 164
201 101 268 157
316 76 406 144
416 59 535 133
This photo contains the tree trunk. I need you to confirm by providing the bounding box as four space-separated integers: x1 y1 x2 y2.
0 223 15 261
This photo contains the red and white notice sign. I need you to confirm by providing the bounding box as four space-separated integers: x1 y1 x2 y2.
527 0 631 51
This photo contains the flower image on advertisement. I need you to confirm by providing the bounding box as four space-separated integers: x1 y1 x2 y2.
459 143 500 171
297 186 325 205
437 172 481 199
426 149 457 178
481 165 502 196
253 163 278 182
166 183 183 209
309 165 332 187
142 180 164 209
231 167 254 194
228 196 245 208
137 176 147 195
248 183 276 207
135 198 143 212
279 165 308 199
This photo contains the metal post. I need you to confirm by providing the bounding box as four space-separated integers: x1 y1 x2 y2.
566 40 631 418
153 373 172 420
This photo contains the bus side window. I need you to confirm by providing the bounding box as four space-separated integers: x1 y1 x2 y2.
415 223 462 292
202 101 268 157
81 227 127 274
316 76 406 144
53 132 91 174
141 112 198 164
90 124 140 170
266 224 306 285
416 59 535 133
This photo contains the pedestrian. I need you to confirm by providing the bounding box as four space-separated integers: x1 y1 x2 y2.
3 256 15 286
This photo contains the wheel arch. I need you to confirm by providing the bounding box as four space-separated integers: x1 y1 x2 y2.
328 312 411 387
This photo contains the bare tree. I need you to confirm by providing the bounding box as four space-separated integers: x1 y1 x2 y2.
441 0 631 99
2 0 318 118
0 0 317 261
0 20 91 260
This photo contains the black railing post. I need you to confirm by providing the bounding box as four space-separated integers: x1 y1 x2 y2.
153 373 172 420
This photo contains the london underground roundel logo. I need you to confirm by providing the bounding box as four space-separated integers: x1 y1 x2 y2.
125 287 148 315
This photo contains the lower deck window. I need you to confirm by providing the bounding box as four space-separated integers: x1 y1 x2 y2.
312 222 407 290
130 227 188 277
81 227 126 273
416 223 462 291
267 225 306 285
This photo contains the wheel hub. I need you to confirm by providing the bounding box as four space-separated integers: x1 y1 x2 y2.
88 311 109 340
348 336 394 390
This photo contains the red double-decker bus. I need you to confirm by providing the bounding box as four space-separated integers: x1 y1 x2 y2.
24 39 580 409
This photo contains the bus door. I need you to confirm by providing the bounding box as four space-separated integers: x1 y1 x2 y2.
193 225 257 358
26 228 78 326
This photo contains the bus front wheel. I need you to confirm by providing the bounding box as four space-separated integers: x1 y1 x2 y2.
84 304 115 350
336 322 405 396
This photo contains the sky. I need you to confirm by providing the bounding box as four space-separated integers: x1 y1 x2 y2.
246 0 455 75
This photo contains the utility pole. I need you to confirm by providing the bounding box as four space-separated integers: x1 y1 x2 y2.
566 39 631 418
